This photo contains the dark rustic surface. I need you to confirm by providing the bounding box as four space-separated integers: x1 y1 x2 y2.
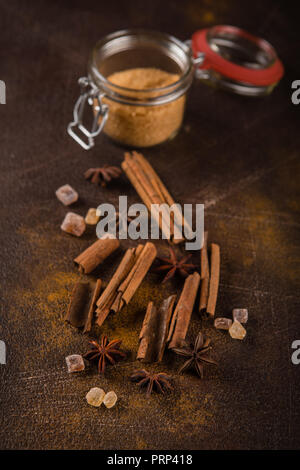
0 0 300 450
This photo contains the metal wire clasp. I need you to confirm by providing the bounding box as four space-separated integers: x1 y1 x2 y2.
68 77 109 150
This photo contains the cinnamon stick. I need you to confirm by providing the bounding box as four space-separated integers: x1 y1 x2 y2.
199 231 210 312
96 243 157 327
206 243 220 317
83 279 102 333
156 294 177 362
65 280 102 331
168 272 201 349
137 301 158 362
74 238 120 274
122 152 186 244
122 159 153 213
65 282 90 328
132 151 166 202
137 294 176 363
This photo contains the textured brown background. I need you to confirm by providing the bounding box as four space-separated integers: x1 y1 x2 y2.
0 0 300 450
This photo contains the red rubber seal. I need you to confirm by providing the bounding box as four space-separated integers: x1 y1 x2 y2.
192 25 284 87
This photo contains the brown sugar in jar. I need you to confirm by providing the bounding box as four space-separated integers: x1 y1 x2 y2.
102 68 185 147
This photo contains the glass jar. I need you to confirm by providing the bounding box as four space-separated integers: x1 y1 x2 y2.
68 27 283 150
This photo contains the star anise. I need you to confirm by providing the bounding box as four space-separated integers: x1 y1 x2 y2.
131 369 173 396
155 247 198 283
83 335 126 374
172 332 217 379
84 165 122 187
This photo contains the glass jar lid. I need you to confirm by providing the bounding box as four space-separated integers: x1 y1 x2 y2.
192 25 284 96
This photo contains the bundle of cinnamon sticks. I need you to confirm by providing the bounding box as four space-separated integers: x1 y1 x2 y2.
137 234 221 362
66 242 157 332
96 242 157 327
122 151 192 244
